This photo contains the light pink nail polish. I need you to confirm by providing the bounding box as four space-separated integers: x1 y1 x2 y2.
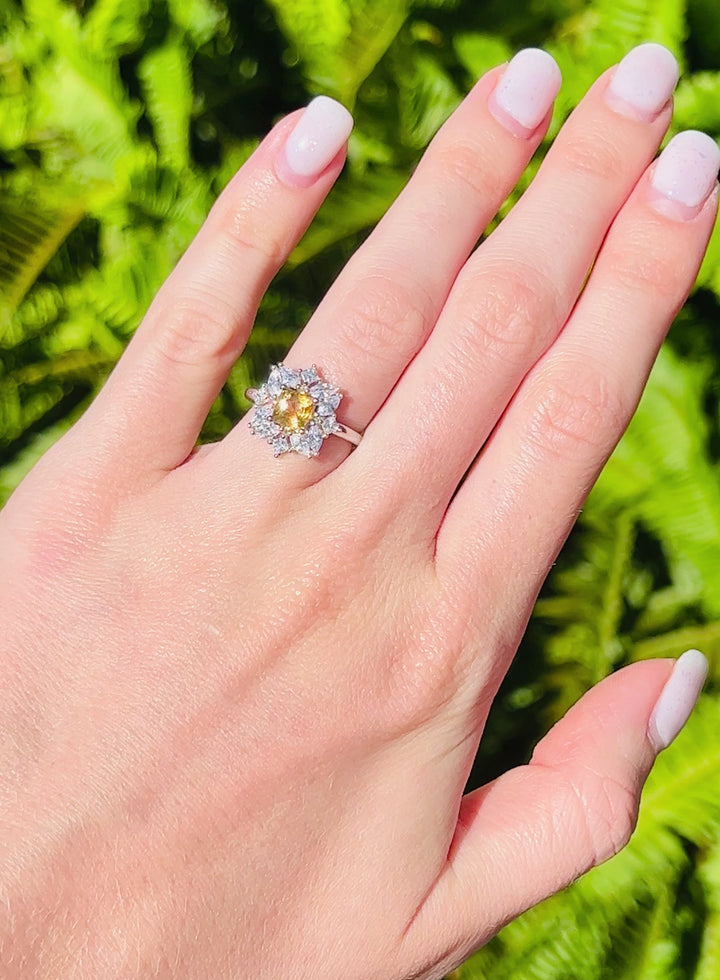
281 96 353 182
649 130 720 220
488 48 562 138
648 649 708 751
606 43 679 121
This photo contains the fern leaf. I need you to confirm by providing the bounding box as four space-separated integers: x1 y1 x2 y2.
32 53 139 171
137 42 193 170
265 0 410 104
453 33 511 81
696 841 720 980
82 0 151 55
673 71 720 133
592 345 720 618
0 42 30 152
393 48 461 149
166 0 226 49
548 0 686 119
0 189 85 334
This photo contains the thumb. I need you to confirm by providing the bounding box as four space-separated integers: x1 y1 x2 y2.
405 651 708 977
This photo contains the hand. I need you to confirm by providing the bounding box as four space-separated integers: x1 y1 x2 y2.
0 44 716 979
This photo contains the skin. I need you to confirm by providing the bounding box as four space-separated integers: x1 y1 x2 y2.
0 58 716 979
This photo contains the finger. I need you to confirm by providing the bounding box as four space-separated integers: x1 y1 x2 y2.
437 131 720 607
217 50 561 477
402 653 708 977
366 44 680 524
88 97 353 475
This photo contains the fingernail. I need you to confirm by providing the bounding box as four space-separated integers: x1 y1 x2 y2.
488 48 562 138
281 96 354 182
606 43 679 121
649 131 720 220
648 649 708 751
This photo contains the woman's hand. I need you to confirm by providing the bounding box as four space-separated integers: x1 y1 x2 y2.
0 44 715 979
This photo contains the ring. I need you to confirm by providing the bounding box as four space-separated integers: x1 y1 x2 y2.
245 363 363 458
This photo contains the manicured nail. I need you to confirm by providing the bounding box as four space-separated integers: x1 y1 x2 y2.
281 96 353 181
648 649 708 751
606 43 679 121
649 131 720 220
488 48 562 138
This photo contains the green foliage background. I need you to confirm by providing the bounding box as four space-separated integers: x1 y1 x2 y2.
1 0 720 976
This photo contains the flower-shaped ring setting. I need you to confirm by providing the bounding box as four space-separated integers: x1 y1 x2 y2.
246 364 362 458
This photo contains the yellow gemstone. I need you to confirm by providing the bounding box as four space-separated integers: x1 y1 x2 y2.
272 389 315 432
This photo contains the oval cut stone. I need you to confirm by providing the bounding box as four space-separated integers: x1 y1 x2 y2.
272 389 315 432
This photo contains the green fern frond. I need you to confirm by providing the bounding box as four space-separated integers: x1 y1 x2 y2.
393 48 461 149
137 42 193 170
697 201 720 295
548 0 686 118
265 0 410 104
166 0 226 48
0 189 85 336
82 0 151 55
0 41 30 152
674 71 720 132
35 67 137 172
453 33 512 82
696 841 720 980
633 621 720 675
593 345 720 618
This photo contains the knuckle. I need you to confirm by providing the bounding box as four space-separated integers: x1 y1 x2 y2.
453 260 559 371
334 274 432 372
434 138 501 202
575 768 639 866
534 761 640 873
214 187 290 266
523 363 625 462
604 244 684 304
560 130 623 183
156 289 252 369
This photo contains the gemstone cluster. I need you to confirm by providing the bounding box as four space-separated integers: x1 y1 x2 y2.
247 363 343 457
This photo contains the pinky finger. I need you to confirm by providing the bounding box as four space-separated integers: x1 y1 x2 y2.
89 97 353 477
402 652 708 978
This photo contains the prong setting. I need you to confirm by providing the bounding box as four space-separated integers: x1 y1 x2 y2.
247 363 344 458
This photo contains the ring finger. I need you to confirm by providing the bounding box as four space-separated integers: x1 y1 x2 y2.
218 49 561 478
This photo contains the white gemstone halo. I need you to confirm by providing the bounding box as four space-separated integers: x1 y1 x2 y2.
247 363 344 458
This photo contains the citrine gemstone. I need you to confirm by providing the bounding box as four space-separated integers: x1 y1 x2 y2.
272 389 315 432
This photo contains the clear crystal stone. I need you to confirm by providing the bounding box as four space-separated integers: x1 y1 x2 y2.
272 434 290 456
250 413 277 438
306 425 323 455
318 414 338 435
277 365 300 388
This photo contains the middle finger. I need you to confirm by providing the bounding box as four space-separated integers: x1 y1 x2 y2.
360 43 679 525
